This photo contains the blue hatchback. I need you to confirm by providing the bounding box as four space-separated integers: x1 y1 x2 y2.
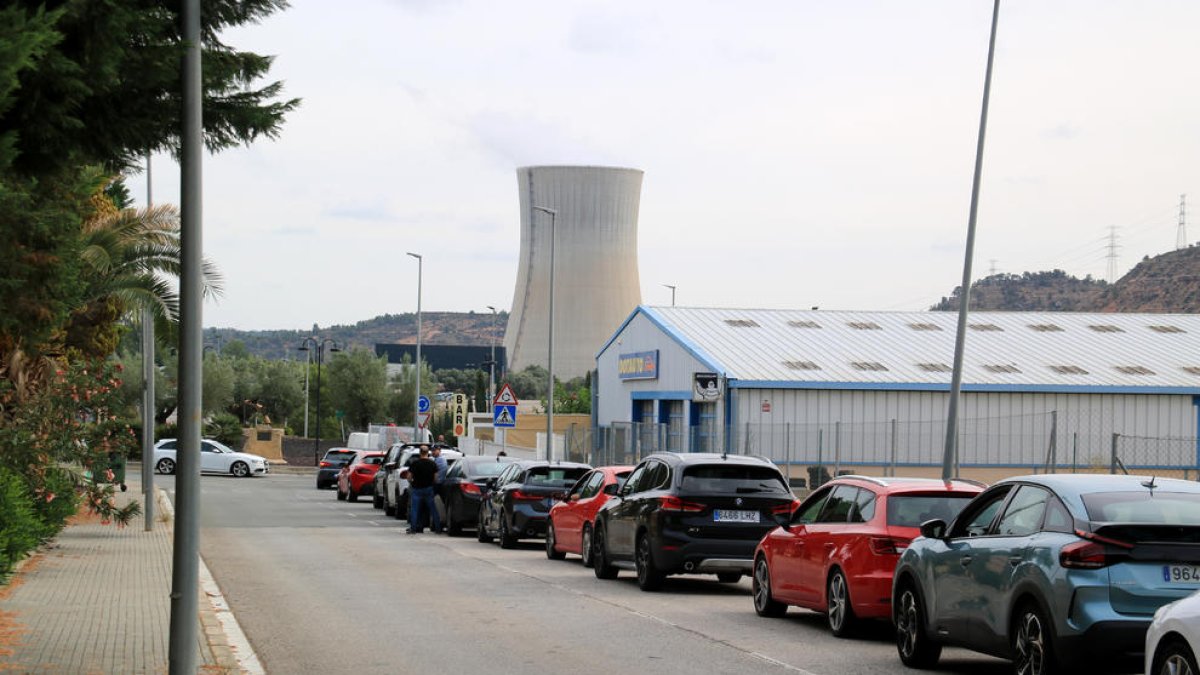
892 474 1200 675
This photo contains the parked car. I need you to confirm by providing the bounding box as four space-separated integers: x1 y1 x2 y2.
336 451 385 502
383 445 462 521
153 438 269 477
546 465 634 565
892 474 1200 674
440 455 518 536
477 460 592 549
752 475 983 636
316 448 358 489
373 444 406 511
1146 591 1200 675
591 453 796 591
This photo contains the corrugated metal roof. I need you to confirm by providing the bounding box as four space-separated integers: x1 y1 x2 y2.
634 306 1200 391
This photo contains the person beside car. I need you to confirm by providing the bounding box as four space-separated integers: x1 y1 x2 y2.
406 447 442 534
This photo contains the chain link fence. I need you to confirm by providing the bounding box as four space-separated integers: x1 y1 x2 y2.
1110 433 1200 479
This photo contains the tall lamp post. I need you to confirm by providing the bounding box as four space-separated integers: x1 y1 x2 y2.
407 252 423 442
486 305 498 411
662 284 676 306
298 337 340 465
532 205 556 461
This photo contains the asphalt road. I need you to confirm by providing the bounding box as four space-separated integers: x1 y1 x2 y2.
159 472 1013 675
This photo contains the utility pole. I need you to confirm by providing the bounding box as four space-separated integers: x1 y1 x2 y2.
1107 226 1120 283
1177 194 1188 250
142 155 155 533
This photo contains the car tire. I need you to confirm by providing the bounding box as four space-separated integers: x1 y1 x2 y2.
1154 639 1200 675
753 556 787 617
499 517 518 549
336 485 346 501
230 461 250 478
635 533 665 592
592 524 618 580
397 492 409 520
895 583 941 669
156 458 176 475
580 524 595 568
1012 601 1058 675
476 506 493 543
384 495 396 516
545 521 566 560
347 487 358 503
827 568 857 638
373 492 384 509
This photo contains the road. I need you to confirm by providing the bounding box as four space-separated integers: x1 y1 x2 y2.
160 472 1011 675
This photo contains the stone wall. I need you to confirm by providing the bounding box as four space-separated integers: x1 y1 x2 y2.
281 436 344 467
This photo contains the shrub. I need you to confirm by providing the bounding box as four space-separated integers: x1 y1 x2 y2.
0 468 42 579
205 412 243 449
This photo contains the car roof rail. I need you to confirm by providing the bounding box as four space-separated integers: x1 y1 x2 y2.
837 474 889 487
950 477 988 488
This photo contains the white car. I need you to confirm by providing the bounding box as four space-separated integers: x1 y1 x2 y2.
1147 590 1200 675
153 438 270 477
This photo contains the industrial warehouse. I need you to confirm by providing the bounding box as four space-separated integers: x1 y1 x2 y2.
594 306 1200 482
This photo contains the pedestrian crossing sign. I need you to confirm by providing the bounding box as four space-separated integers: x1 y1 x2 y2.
493 383 519 406
494 404 517 428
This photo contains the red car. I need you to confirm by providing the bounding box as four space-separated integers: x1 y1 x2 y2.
545 465 634 566
752 475 984 637
336 451 385 503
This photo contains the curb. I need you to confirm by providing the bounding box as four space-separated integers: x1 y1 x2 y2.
156 488 264 675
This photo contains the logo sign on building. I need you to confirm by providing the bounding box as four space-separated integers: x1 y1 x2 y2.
693 373 720 402
451 393 469 436
618 350 659 380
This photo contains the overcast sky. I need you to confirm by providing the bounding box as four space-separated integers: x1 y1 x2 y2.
125 0 1200 331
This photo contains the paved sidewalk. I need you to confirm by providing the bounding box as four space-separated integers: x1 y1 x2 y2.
0 473 244 674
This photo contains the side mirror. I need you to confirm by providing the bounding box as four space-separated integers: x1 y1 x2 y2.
602 483 619 496
919 519 947 540
551 491 566 501
384 462 396 470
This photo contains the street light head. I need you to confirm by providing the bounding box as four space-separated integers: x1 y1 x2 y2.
297 343 309 352
406 252 422 260
486 305 496 312
532 205 557 216
330 345 342 353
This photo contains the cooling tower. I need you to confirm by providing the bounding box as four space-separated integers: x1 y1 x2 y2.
504 166 644 379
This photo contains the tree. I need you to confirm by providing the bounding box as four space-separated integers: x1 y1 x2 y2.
326 349 388 431
388 354 438 426
256 360 303 427
202 354 234 417
507 365 548 400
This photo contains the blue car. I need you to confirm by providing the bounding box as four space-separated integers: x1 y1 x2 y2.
892 474 1200 675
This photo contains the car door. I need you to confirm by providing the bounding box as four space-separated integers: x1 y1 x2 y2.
773 485 832 603
200 441 225 473
796 485 858 605
559 472 599 551
487 464 518 532
606 463 649 558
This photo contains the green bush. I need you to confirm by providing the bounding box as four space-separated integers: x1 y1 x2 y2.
0 468 43 579
205 412 244 449
31 468 80 539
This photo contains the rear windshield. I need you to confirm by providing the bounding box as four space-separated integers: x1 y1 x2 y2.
362 455 384 465
1082 492 1200 524
527 466 590 488
466 461 510 477
887 494 978 527
680 465 789 494
324 451 356 462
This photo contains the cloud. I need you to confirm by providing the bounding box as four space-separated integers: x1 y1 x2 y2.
1041 123 1079 140
322 204 395 222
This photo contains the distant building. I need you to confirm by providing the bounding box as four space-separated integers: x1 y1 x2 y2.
375 344 506 379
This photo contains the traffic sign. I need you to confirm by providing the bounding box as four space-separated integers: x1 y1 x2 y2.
494 405 517 428
493 383 519 406
417 395 430 413
417 412 431 429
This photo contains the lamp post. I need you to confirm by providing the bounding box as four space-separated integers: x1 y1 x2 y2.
407 252 423 442
486 305 498 411
532 205 556 462
298 337 340 465
662 284 676 306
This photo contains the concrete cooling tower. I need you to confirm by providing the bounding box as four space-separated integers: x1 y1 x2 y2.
504 166 643 380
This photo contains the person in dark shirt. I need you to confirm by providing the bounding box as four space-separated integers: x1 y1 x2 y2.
407 447 441 534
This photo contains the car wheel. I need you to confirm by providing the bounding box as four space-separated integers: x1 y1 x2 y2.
230 461 250 478
895 583 941 668
635 533 665 592
753 556 787 617
347 487 358 503
383 494 396 516
397 492 409 520
476 506 493 543
499 517 518 549
545 520 566 560
336 485 346 501
1155 639 1199 675
373 492 384 509
1013 602 1058 675
827 568 857 638
592 524 618 580
580 525 595 568
156 458 176 475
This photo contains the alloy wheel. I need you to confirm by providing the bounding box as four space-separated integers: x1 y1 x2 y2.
156 458 175 475
230 461 249 478
581 526 594 567
897 590 919 660
828 571 852 635
1014 608 1047 675
753 557 785 617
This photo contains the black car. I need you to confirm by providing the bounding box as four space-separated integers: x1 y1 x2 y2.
440 455 517 536
592 453 796 591
477 460 591 549
316 448 358 489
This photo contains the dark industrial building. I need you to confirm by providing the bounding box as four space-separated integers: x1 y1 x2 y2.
375 343 506 377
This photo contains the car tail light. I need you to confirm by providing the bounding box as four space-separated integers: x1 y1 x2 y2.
870 537 910 555
771 500 800 515
460 482 481 496
1060 531 1133 569
659 496 705 513
513 490 543 502
319 461 332 468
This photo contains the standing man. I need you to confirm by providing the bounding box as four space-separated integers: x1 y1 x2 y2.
406 446 441 534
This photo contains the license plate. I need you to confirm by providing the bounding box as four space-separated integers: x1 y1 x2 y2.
714 510 759 523
1164 564 1200 583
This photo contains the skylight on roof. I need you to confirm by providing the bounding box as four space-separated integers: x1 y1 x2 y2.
1115 366 1155 376
1183 367 1200 376
782 360 821 371
847 322 882 331
908 323 942 332
850 361 888 371
788 320 821 329
1088 324 1124 333
916 362 951 372
969 323 1003 332
1028 324 1064 333
1149 325 1186 334
984 364 1021 374
725 319 760 328
1049 365 1089 375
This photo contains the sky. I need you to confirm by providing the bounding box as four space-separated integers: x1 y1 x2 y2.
123 0 1200 331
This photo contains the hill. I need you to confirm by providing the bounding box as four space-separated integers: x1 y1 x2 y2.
932 246 1200 313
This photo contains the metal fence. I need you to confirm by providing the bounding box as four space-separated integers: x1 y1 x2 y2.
1111 433 1200 479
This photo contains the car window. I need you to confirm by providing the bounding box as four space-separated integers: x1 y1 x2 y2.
793 487 832 525
643 461 670 490
622 465 648 495
817 485 860 523
849 488 877 523
466 461 510 478
886 493 978 527
568 473 593 499
159 440 177 450
201 442 217 453
995 485 1051 537
363 455 384 466
527 466 590 489
678 464 789 494
580 472 605 499
1081 492 1200 525
1042 496 1073 533
951 485 1013 537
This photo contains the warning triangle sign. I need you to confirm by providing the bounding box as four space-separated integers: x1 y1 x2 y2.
493 383 519 406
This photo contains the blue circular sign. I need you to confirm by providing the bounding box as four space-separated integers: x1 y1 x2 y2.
417 395 431 413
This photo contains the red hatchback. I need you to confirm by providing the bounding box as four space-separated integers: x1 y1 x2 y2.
545 465 633 566
336 451 385 503
752 475 983 636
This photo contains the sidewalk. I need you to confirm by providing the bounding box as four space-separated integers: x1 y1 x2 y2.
0 471 250 674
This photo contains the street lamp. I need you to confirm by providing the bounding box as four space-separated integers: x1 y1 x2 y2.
298 337 341 465
407 252 423 442
662 284 676 306
486 305 498 412
532 205 556 462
